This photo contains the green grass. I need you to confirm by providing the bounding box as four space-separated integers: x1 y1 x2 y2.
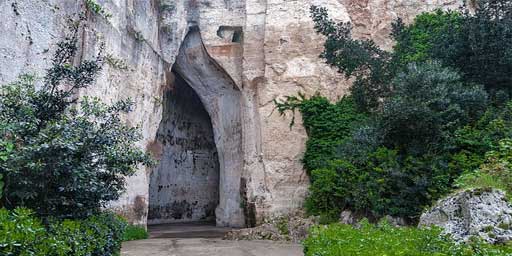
303 220 512 256
122 224 149 241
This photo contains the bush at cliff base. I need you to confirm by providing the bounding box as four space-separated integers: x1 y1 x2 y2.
0 208 127 256
303 220 512 256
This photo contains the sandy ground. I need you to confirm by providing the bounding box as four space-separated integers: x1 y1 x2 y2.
121 238 303 256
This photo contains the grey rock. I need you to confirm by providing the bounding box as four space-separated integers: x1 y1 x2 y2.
419 189 512 244
339 210 360 225
224 212 318 242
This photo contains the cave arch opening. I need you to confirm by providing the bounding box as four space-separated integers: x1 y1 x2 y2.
148 71 220 225
148 28 246 227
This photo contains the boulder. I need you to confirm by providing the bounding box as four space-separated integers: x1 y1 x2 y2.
419 189 512 244
224 212 318 242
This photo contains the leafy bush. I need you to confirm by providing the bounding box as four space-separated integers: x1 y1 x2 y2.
392 10 462 66
304 168 342 219
455 138 512 200
306 148 453 220
275 94 366 173
393 0 512 102
312 1 512 111
0 208 127 256
450 102 512 175
0 21 152 218
379 62 488 155
299 0 512 222
298 62 487 221
303 220 512 256
123 224 149 241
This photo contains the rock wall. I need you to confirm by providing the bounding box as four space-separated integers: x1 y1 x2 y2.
0 0 463 227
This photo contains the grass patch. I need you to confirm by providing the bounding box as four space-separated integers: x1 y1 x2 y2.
123 224 149 241
303 220 512 256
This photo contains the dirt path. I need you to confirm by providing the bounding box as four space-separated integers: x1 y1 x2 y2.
121 238 303 256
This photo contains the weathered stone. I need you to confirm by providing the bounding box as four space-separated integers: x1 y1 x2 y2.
0 0 464 227
339 210 360 225
224 211 318 242
382 215 407 227
419 189 512 244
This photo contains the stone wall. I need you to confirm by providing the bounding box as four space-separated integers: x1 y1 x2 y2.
0 0 463 227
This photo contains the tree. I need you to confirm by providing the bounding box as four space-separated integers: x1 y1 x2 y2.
310 5 397 112
394 0 512 103
0 19 152 219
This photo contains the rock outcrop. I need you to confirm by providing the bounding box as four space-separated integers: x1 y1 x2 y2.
224 212 318 242
419 189 512 244
0 0 463 227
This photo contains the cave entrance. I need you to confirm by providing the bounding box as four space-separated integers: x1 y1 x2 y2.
148 71 220 225
148 28 246 227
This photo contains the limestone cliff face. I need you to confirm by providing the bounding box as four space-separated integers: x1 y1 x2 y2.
0 0 462 227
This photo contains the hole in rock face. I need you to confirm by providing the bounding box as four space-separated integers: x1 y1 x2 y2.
216 26 243 43
148 71 220 224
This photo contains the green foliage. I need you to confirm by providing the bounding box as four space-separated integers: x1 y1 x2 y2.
85 0 112 20
105 54 130 71
392 10 462 66
300 62 487 220
275 94 366 172
394 1 512 101
302 1 512 222
450 102 512 175
310 6 396 112
312 1 512 110
303 220 512 256
122 224 148 241
379 62 488 155
0 21 152 219
455 138 512 200
306 148 453 220
304 168 342 219
0 140 12 200
0 208 127 256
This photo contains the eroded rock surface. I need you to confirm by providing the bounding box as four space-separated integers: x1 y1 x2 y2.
224 212 318 242
419 189 512 244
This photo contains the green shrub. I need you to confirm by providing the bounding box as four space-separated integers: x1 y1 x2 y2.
275 94 366 173
393 1 512 102
0 208 126 256
304 168 343 219
449 102 512 175
392 10 462 66
123 224 149 241
302 2 509 222
0 20 152 219
455 138 512 200
303 220 512 256
312 1 512 111
301 62 487 220
379 62 488 155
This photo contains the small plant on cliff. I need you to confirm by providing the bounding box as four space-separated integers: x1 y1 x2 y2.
0 19 152 219
85 0 112 20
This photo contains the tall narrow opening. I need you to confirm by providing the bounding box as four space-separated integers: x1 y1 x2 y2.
149 27 246 227
148 71 220 224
